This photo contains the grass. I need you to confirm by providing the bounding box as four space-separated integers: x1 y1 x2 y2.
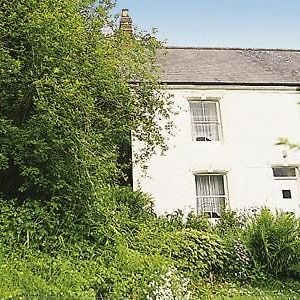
196 282 300 300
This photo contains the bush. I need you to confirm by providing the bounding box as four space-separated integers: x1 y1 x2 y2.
98 244 175 299
221 238 253 283
0 247 103 299
243 209 300 278
185 212 213 232
0 239 186 299
212 210 253 282
215 209 245 237
134 225 228 279
167 229 228 278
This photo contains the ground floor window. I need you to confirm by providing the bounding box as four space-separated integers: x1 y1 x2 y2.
272 167 298 212
195 174 226 218
272 167 297 179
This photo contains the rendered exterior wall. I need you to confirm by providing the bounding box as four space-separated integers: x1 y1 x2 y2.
133 86 300 216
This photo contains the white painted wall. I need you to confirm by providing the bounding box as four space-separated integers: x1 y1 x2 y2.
133 86 300 216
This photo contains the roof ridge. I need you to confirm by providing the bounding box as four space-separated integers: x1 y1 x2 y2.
165 46 300 52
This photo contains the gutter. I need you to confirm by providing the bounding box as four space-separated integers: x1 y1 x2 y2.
158 81 300 88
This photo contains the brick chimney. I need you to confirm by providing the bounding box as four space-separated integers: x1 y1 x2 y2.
119 9 133 34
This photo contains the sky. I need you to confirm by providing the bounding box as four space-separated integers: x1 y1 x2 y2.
113 0 300 49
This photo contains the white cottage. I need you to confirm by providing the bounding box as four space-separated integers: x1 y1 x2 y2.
133 46 300 217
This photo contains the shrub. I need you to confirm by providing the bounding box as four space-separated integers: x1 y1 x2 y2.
243 209 300 278
221 238 253 283
164 229 228 279
215 209 247 237
0 247 103 299
185 212 213 232
0 187 155 254
213 210 254 282
98 244 174 299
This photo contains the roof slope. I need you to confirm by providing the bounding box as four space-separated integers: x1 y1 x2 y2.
157 47 300 86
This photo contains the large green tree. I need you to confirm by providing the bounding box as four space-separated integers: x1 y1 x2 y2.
0 0 173 205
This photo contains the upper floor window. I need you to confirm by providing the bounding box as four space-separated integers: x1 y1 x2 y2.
189 101 221 141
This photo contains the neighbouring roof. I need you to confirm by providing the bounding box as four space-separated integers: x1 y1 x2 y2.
157 47 300 86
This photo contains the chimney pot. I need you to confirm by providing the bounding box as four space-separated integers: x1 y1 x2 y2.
122 9 129 17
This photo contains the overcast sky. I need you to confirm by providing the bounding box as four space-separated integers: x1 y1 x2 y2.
113 0 300 49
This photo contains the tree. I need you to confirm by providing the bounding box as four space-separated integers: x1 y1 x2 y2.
0 0 174 205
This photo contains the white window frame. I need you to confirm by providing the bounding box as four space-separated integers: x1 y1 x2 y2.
189 99 223 142
194 173 228 218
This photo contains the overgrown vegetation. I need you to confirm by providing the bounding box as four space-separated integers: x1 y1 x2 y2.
1 203 300 299
1 0 300 299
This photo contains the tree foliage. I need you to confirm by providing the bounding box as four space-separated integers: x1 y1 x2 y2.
0 0 173 204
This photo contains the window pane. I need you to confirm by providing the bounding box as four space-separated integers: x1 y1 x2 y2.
282 190 292 199
193 123 219 141
190 102 218 122
190 102 204 122
196 175 210 195
210 175 225 195
273 167 296 177
197 196 225 218
195 175 225 196
202 102 218 122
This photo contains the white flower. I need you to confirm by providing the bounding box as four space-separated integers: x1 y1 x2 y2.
147 267 191 300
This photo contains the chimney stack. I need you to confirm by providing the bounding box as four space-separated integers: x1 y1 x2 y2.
119 9 133 34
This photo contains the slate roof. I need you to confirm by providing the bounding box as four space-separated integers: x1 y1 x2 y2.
157 47 300 86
